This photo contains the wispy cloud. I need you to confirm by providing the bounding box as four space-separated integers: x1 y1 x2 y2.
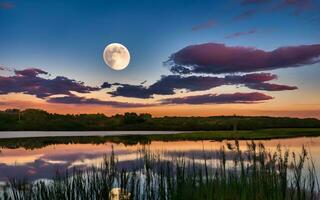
191 20 216 31
279 0 317 16
48 95 155 108
225 29 257 39
233 9 258 21
0 2 15 10
235 0 319 21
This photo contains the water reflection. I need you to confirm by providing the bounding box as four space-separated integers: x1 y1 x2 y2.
1 137 320 182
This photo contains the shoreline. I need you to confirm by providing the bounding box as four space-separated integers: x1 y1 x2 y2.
0 130 187 139
0 128 319 149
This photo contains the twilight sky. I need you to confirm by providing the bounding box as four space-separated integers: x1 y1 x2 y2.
1 0 320 118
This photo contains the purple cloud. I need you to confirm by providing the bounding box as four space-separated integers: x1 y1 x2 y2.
167 43 320 74
0 67 155 108
0 67 297 106
225 73 298 91
224 73 277 83
280 0 317 15
48 95 155 108
160 92 273 105
107 73 297 99
225 29 257 39
0 68 99 98
234 0 319 22
191 20 216 31
107 75 231 98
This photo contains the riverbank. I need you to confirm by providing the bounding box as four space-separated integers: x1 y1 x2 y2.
2 109 320 131
0 128 319 149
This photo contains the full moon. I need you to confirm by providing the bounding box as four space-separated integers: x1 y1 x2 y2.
103 43 130 70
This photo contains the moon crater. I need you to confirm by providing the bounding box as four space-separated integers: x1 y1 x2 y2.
103 43 130 70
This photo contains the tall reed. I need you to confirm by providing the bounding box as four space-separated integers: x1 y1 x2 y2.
1 141 319 200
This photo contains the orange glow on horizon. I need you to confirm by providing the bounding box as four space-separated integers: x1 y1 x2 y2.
1 91 319 119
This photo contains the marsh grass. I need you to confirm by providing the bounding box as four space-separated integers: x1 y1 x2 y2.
1 141 319 200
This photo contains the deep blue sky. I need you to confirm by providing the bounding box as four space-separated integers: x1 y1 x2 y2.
1 0 320 117
1 0 319 85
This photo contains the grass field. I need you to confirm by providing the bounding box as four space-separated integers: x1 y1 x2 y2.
0 128 320 149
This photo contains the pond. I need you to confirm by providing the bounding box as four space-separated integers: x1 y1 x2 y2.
1 135 319 183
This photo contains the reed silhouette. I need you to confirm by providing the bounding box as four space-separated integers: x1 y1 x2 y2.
1 141 319 200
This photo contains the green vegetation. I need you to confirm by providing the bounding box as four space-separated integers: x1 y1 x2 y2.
0 128 319 149
1 109 320 131
1 108 319 150
1 142 319 200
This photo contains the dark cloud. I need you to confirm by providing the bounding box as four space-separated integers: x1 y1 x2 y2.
167 43 320 74
225 73 298 91
108 73 297 99
109 83 155 98
160 92 273 105
0 68 100 98
0 67 155 107
108 75 226 99
101 82 112 89
225 73 277 83
0 2 15 9
245 82 298 91
0 67 297 106
48 95 155 108
149 75 225 92
140 80 147 84
169 65 192 74
191 20 216 31
225 29 257 39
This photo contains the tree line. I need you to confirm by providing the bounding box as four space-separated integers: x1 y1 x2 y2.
0 109 320 131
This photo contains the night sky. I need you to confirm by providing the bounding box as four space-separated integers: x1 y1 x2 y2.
1 0 320 118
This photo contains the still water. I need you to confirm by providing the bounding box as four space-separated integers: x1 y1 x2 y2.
0 136 320 183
